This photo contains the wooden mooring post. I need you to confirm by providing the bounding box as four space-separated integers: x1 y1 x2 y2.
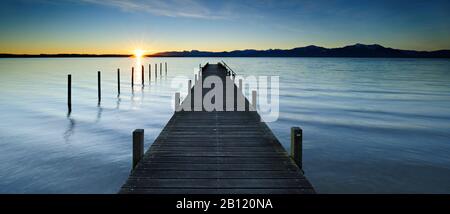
160 63 162 76
131 67 134 87
155 63 157 79
291 127 303 170
141 65 144 85
165 62 167 75
117 69 120 95
132 129 144 170
97 71 101 104
68 74 71 112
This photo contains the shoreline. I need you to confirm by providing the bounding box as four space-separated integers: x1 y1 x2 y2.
1 55 449 59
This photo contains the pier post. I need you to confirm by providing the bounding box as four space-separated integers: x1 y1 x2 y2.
131 67 134 87
97 71 101 104
117 69 120 95
251 90 257 110
188 80 192 94
290 127 303 170
155 64 157 79
175 92 180 111
132 129 144 170
160 63 162 76
165 62 167 75
141 65 144 85
68 74 71 112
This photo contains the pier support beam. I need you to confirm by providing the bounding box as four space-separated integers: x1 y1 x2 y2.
165 62 167 75
155 64 157 79
97 71 101 104
291 127 303 171
68 74 71 112
160 63 162 76
132 129 144 170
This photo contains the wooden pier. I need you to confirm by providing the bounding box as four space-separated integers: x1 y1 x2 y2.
119 63 315 194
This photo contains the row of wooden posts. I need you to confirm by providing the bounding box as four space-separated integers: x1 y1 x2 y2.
131 62 168 88
68 62 258 115
67 62 168 112
131 127 303 171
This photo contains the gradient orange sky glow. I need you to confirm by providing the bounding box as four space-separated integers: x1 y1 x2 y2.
1 0 449 54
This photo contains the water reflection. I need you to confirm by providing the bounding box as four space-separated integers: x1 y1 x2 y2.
141 86 145 102
64 115 75 144
95 105 103 123
116 96 121 109
131 87 136 107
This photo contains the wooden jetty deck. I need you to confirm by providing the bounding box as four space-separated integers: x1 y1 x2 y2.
119 63 315 194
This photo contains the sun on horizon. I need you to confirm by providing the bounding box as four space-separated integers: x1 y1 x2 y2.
133 49 146 58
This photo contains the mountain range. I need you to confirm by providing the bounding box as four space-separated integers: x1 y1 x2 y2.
150 44 450 58
1 44 449 58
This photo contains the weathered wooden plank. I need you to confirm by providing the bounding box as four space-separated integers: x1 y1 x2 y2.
157 137 273 142
120 188 315 194
150 147 278 152
135 163 299 171
122 178 312 188
129 170 305 179
142 156 292 164
145 151 289 157
154 143 272 147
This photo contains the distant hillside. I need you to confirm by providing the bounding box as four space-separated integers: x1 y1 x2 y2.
1 44 449 58
0 54 131 58
150 44 450 58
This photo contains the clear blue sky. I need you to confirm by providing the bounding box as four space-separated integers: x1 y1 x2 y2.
0 0 449 54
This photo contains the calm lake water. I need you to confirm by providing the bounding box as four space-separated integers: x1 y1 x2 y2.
0 57 449 193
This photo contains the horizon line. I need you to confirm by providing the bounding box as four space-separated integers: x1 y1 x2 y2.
1 43 450 56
